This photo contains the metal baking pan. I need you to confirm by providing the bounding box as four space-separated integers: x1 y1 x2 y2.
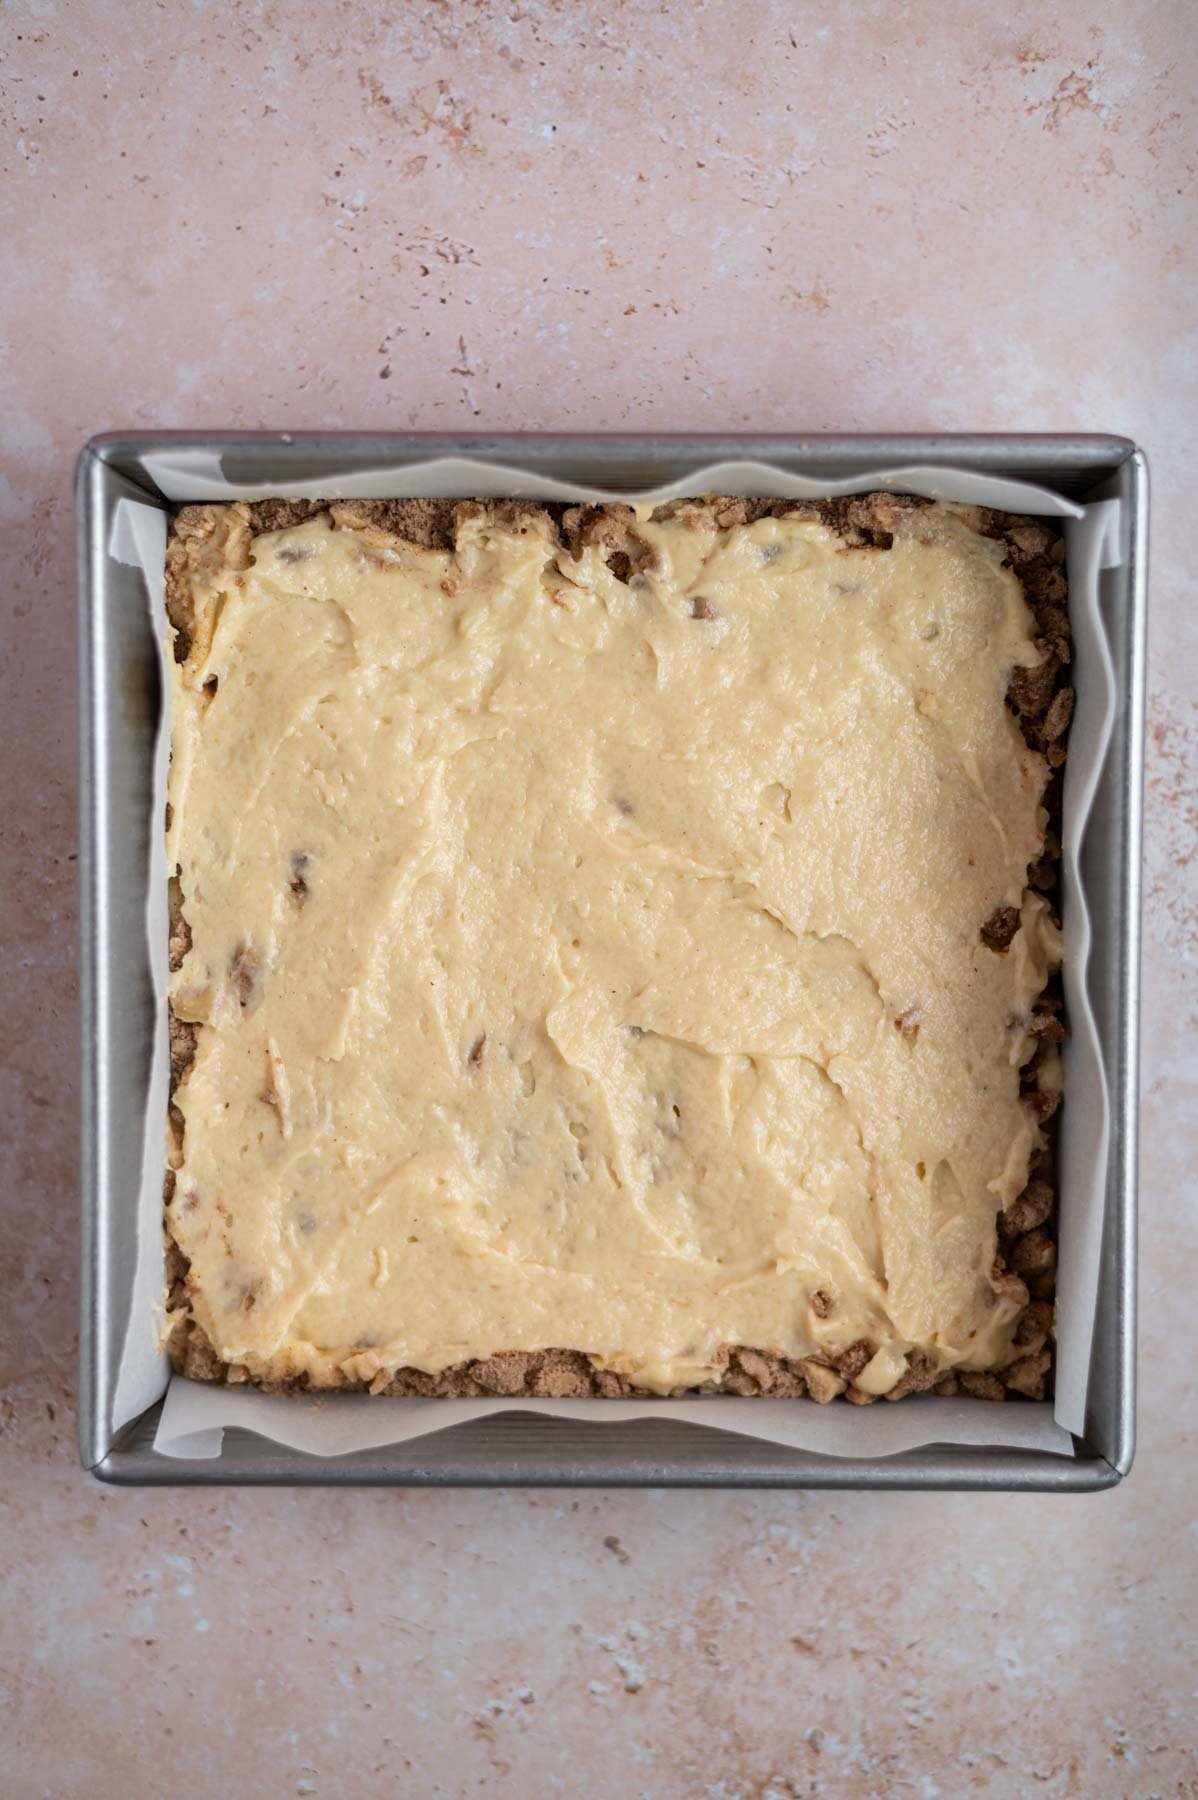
77 432 1146 1489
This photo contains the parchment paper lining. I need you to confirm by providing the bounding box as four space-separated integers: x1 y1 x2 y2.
107 456 1120 1461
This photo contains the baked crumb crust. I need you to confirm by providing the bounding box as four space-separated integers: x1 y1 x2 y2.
164 493 1070 1405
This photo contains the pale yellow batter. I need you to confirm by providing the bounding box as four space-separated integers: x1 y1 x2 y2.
166 498 1058 1394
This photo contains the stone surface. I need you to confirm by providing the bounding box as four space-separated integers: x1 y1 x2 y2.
1 2 1194 1794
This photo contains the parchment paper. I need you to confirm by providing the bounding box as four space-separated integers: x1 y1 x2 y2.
106 454 1120 1462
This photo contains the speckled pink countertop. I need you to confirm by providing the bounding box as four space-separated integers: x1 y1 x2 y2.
2 3 1195 1794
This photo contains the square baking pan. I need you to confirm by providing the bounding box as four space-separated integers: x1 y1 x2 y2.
77 432 1146 1489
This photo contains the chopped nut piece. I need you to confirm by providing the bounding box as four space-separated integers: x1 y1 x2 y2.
800 1360 847 1404
730 1347 776 1392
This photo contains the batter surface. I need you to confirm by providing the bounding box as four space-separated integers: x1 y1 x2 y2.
165 497 1059 1396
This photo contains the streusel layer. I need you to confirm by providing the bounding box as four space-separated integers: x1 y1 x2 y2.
164 494 1070 1403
